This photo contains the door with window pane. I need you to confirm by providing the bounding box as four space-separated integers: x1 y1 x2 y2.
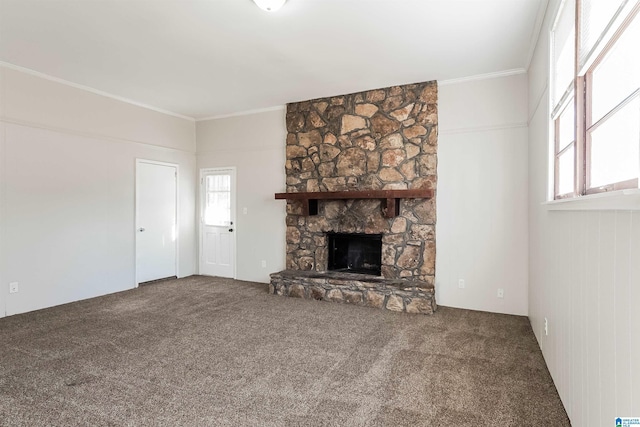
200 168 235 278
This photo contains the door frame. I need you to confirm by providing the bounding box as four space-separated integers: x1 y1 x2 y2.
199 166 237 279
135 159 179 287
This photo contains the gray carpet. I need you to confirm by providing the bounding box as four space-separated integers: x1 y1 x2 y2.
0 275 570 426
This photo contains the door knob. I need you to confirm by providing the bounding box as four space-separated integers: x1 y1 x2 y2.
138 227 145 232
228 228 234 232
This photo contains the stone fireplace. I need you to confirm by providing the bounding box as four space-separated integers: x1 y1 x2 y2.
270 81 438 314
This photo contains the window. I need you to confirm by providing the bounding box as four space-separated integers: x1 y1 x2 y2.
551 0 577 198
586 12 640 192
550 0 640 199
555 97 576 196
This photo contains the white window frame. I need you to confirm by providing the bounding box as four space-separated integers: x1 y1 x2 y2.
549 0 640 202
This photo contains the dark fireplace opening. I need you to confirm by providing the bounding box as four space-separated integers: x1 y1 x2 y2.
327 233 382 276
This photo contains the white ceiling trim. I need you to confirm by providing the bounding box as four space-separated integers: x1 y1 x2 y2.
200 69 530 122
2 60 528 122
524 0 550 70
0 61 195 122
1 0 543 118
438 68 527 86
196 105 286 122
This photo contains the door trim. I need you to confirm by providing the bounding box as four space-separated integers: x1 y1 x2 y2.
199 167 237 279
135 159 179 287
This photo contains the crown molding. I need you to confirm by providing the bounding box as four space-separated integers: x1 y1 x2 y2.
0 61 194 121
524 0 550 70
196 105 286 122
438 68 527 86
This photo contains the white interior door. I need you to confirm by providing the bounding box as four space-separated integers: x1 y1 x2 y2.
136 160 178 284
200 168 235 278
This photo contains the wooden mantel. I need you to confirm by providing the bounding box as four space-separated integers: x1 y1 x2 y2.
274 189 434 218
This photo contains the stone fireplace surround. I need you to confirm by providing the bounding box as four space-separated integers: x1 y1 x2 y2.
270 81 438 314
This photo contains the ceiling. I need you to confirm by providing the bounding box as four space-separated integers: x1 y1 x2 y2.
0 0 546 120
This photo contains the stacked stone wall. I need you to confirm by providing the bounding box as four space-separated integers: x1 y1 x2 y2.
284 81 438 282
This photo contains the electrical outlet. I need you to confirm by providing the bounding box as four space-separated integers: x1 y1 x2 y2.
458 279 465 289
261 260 267 268
243 207 248 215
497 288 504 298
9 282 19 293
544 318 548 336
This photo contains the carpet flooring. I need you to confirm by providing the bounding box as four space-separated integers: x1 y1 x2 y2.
0 275 570 426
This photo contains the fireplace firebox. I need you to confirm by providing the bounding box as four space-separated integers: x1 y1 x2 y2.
327 233 382 276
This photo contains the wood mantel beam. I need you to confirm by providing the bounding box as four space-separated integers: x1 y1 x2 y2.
274 189 434 218
274 189 433 200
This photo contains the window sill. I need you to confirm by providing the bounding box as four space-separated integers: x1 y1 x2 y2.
543 189 640 211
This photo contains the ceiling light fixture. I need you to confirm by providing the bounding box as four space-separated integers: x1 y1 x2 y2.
252 0 287 12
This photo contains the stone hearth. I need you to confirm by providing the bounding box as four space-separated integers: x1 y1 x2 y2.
271 81 438 314
270 270 436 315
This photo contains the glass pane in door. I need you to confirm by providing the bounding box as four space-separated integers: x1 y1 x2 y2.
204 174 231 226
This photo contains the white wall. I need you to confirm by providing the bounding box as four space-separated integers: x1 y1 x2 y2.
196 109 287 283
0 66 197 318
527 1 640 425
194 77 530 317
0 65 530 318
436 73 529 315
